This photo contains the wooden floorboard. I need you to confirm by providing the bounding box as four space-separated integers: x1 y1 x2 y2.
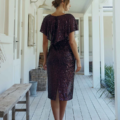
76 75 101 120
0 75 115 120
22 92 43 120
31 91 47 120
15 95 35 120
75 75 92 120
85 75 115 116
84 75 115 120
72 86 83 120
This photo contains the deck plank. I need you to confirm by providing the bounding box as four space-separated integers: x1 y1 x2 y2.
77 75 110 120
76 75 101 120
22 92 43 120
15 96 34 120
13 75 115 120
66 100 74 120
75 75 92 120
84 75 115 120
40 94 51 120
72 87 82 120
31 91 47 120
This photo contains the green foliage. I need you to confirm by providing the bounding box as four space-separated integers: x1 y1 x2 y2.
99 65 115 97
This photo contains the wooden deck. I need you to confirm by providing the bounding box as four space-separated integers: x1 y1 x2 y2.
0 75 115 120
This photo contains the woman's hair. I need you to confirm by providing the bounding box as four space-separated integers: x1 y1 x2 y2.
52 0 70 8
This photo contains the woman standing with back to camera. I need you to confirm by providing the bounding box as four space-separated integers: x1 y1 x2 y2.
40 0 81 120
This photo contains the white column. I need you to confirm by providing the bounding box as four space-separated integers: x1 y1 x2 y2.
100 6 105 80
113 0 120 120
21 0 29 83
111 18 115 68
84 14 89 75
18 0 23 83
91 0 100 88
37 9 44 67
78 18 81 57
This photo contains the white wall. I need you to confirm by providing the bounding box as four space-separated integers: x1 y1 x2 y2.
0 36 14 94
0 0 15 94
104 16 113 66
0 1 5 34
21 0 37 83
0 0 39 93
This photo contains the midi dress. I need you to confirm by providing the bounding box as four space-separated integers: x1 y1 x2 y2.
40 13 78 101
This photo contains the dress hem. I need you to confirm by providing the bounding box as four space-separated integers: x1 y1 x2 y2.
48 96 73 101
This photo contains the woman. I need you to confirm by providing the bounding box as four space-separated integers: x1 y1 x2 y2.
40 0 81 120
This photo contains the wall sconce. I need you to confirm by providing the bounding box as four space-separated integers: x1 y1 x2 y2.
38 0 51 10
30 0 38 3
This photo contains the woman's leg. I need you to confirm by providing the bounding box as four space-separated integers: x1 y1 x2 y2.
51 89 60 120
59 100 67 120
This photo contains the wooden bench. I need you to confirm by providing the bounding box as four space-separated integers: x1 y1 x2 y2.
0 84 32 120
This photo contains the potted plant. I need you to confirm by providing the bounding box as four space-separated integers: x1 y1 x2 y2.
98 65 115 98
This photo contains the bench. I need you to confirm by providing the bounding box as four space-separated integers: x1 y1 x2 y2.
0 84 32 120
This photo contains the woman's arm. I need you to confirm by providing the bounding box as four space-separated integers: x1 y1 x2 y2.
69 32 81 72
69 32 80 61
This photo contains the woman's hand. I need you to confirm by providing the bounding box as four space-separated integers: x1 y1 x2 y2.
43 60 47 70
75 60 82 72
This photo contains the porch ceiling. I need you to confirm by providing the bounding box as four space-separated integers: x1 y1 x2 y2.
47 0 89 13
36 0 112 13
87 0 113 13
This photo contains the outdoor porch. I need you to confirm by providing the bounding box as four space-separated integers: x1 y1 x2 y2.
14 75 115 120
0 0 119 119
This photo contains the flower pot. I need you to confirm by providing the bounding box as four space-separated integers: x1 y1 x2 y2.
29 81 37 97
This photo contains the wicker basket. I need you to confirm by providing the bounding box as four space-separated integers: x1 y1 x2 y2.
29 65 47 91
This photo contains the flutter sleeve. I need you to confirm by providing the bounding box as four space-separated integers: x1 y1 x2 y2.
40 16 47 36
68 15 78 34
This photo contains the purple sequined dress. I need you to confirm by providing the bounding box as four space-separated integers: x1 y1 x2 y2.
40 14 78 101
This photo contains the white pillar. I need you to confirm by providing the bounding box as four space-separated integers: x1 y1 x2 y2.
100 6 105 80
78 18 81 57
91 0 100 88
113 0 120 119
111 18 115 68
84 14 89 75
37 9 44 67
21 0 29 83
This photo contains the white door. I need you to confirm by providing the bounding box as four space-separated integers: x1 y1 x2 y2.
13 0 22 84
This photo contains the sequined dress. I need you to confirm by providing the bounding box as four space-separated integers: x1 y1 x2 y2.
40 14 78 101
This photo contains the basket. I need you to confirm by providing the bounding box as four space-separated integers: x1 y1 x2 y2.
29 65 47 91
